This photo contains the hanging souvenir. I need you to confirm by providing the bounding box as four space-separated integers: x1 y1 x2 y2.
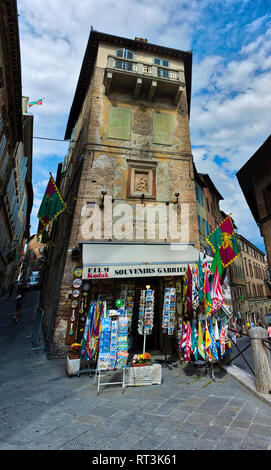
73 278 82 288
197 321 205 360
83 282 90 291
162 287 176 335
74 267 83 278
115 298 124 309
220 323 226 357
179 321 187 360
209 320 219 361
191 321 198 361
185 321 192 362
71 300 78 308
205 322 212 360
72 289 80 298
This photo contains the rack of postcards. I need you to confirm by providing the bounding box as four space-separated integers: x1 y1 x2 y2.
119 284 135 330
96 311 129 393
138 288 155 353
162 287 176 335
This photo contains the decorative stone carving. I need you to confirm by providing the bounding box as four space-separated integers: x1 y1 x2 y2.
135 173 148 192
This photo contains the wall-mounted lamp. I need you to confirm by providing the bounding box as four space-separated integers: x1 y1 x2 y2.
99 190 107 209
172 192 181 204
71 247 81 260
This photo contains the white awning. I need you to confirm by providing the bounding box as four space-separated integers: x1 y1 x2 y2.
81 242 212 279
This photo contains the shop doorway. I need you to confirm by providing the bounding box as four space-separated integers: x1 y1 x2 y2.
130 277 162 354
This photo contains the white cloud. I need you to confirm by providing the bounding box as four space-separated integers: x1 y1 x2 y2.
17 0 271 251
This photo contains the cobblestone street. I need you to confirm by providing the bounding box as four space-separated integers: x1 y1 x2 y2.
1 291 271 452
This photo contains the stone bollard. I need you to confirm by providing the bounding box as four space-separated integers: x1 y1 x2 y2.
249 327 271 394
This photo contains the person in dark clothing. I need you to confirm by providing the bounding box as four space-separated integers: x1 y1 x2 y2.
13 294 23 322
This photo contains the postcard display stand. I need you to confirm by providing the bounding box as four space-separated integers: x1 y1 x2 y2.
161 288 176 367
138 289 155 354
96 313 129 394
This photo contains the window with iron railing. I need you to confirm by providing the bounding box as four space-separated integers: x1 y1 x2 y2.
153 58 170 78
115 48 134 71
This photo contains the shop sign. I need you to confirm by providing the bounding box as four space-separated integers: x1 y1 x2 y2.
82 263 189 279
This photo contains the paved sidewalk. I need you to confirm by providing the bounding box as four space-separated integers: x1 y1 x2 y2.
1 292 271 450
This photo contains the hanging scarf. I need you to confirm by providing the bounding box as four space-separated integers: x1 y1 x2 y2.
197 321 205 360
220 322 226 357
192 267 200 310
205 321 212 361
180 321 187 361
209 320 219 361
214 318 220 355
211 266 223 314
192 321 198 361
80 301 95 360
186 266 193 315
185 321 192 362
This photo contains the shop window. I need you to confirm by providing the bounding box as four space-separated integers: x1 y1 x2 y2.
108 106 131 140
127 160 156 199
153 112 172 145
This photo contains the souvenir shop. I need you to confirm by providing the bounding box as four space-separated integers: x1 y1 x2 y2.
65 242 234 383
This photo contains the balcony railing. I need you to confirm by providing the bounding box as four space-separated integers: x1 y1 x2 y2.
106 55 184 82
104 55 185 103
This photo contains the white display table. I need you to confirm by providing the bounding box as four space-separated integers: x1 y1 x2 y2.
125 363 162 386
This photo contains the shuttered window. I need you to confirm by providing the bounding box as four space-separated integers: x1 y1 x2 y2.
153 57 170 78
198 215 201 233
108 106 131 140
0 134 6 157
0 151 8 179
115 48 134 71
116 48 134 59
153 112 172 145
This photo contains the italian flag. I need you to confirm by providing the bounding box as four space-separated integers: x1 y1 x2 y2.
28 98 43 107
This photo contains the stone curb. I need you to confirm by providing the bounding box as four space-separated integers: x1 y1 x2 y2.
221 364 271 408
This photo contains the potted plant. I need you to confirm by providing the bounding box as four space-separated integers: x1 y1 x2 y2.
66 343 81 377
68 343 81 360
132 352 151 367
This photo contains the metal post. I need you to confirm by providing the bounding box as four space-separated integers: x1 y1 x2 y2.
143 333 146 354
249 326 271 393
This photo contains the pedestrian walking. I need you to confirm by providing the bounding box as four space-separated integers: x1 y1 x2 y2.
13 293 23 323
267 322 271 342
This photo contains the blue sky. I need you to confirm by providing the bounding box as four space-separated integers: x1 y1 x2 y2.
17 0 271 252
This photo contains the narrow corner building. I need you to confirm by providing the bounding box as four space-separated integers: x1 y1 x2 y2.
41 30 212 358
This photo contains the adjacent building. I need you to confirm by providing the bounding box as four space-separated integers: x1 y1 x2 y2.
0 1 33 295
194 165 208 252
199 173 223 235
234 234 271 325
237 134 271 282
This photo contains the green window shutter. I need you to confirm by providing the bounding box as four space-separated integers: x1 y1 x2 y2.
108 106 131 140
153 112 172 145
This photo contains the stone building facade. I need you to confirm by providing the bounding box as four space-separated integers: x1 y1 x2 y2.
40 31 205 357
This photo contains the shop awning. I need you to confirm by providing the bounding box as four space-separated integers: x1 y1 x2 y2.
81 242 213 279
